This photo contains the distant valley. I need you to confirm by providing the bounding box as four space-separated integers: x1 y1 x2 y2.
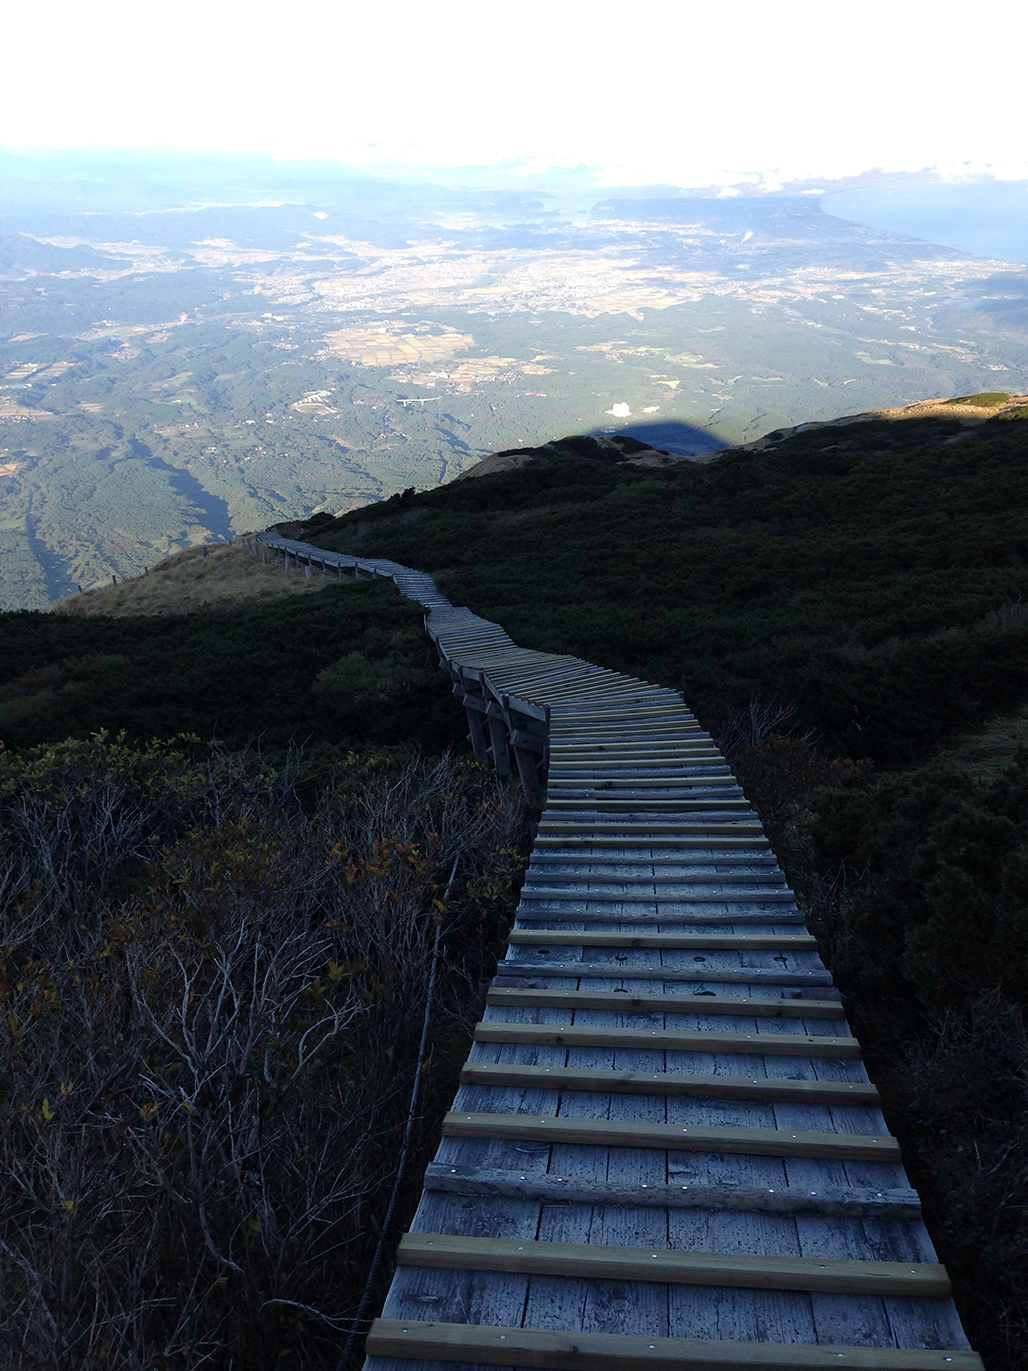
3 155 1028 609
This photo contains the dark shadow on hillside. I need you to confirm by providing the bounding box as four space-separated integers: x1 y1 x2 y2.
590 419 728 459
128 438 234 539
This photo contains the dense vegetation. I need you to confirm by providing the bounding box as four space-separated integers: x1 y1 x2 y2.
0 578 464 762
315 417 1028 766
0 733 527 1369
0 565 533 1369
5 405 1028 1366
305 414 1028 1368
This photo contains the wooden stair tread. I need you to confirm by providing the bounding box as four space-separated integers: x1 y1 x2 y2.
485 987 842 1017
396 1232 945 1295
460 1061 877 1105
366 1320 981 1369
474 1021 861 1056
506 931 816 949
442 1112 900 1162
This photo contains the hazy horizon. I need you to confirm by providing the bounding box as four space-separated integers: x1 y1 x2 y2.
3 0 1028 187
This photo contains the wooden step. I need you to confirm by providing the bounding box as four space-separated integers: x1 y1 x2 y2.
522 881 789 893
551 741 716 751
535 692 672 708
549 776 737 789
549 719 696 727
486 987 841 1017
396 1232 944 1295
527 853 780 867
473 1021 861 1057
521 887 794 902
549 759 726 769
545 799 753 813
534 686 672 703
366 1320 982 1369
522 871 788 885
422 1165 920 1218
550 755 720 765
461 1061 876 1105
545 799 749 810
512 908 807 926
539 821 763 835
555 732 708 743
549 726 700 738
441 1112 900 1162
506 931 816 950
534 836 769 849
551 740 714 750
494 962 824 985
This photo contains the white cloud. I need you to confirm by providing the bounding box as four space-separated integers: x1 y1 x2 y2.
3 0 1028 185
607 403 631 418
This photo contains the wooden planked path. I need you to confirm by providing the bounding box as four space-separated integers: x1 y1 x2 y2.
256 535 981 1371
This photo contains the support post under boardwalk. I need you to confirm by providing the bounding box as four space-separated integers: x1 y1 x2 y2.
465 705 489 764
486 714 511 776
511 743 543 804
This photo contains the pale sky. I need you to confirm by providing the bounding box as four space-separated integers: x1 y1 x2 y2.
4 0 1027 188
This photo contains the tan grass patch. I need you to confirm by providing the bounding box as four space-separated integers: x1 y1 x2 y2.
55 541 334 617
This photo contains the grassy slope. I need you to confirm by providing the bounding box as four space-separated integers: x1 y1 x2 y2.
307 418 1028 765
55 539 331 617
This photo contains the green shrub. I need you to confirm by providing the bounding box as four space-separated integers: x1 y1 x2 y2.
807 753 1028 1003
947 392 1011 406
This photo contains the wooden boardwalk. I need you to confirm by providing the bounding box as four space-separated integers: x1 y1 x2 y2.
258 534 982 1371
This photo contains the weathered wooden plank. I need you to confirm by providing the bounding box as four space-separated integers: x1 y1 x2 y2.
546 801 752 814
537 824 763 836
396 1234 947 1296
556 784 740 795
506 931 816 950
523 870 787 884
485 989 842 1019
380 1191 539 1340
442 1114 899 1163
494 963 822 985
549 758 726 768
366 1319 982 1368
511 907 808 925
422 1165 919 1217
533 1054 672 1349
550 748 715 759
459 1063 877 1106
548 725 700 738
552 733 709 743
534 836 770 848
527 854 780 866
521 889 796 902
547 700 690 712
539 819 763 833
531 685 669 703
474 1023 860 1057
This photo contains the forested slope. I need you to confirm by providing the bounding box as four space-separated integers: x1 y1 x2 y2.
0 574 463 760
311 414 1028 765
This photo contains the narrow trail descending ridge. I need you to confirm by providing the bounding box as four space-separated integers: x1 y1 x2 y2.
257 534 982 1371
